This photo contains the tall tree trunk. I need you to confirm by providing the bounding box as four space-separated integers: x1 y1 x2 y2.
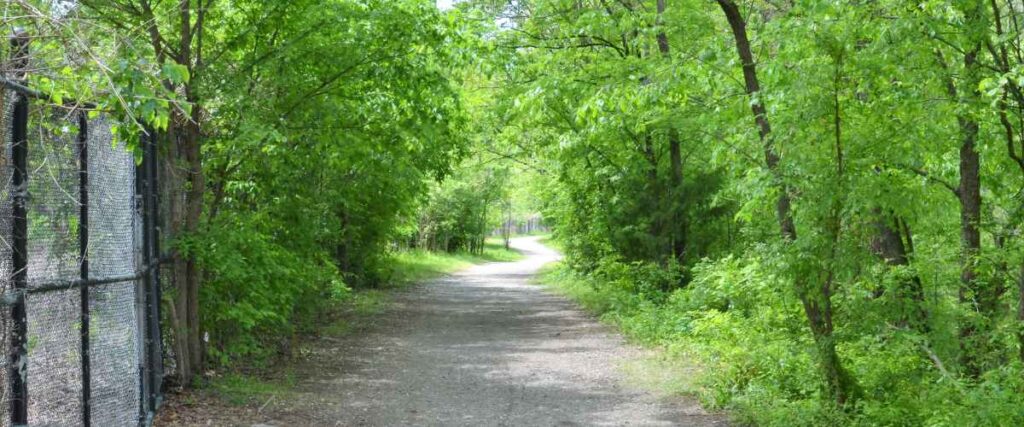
166 108 205 386
950 39 985 375
184 116 205 384
668 131 686 263
164 124 202 386
504 200 512 249
715 0 854 406
641 134 664 259
936 32 986 375
658 0 687 264
958 89 983 316
172 0 206 386
715 0 795 239
80 0 210 386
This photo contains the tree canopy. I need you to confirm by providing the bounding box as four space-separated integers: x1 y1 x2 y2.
5 0 1024 424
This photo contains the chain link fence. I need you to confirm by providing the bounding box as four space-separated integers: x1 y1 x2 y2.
0 33 164 427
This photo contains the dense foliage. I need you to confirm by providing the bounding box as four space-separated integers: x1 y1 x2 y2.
176 0 468 370
411 161 508 253
5 0 470 382
470 0 1024 424
11 0 1024 423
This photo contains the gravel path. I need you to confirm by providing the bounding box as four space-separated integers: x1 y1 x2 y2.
273 236 725 426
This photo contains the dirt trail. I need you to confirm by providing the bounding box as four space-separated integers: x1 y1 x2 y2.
161 237 725 426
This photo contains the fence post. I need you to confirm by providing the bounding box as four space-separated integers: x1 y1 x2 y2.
8 29 30 427
135 131 146 425
78 112 91 427
155 137 163 404
9 91 28 427
138 128 162 424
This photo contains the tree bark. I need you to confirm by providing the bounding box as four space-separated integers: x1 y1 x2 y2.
958 98 982 305
657 0 670 55
934 30 986 375
185 116 205 385
640 134 664 259
504 200 512 249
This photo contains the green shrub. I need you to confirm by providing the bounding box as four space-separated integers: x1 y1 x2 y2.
183 212 346 367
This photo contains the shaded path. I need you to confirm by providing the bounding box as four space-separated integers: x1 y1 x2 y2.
271 236 724 426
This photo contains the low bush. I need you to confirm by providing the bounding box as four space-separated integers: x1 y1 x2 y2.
184 211 346 367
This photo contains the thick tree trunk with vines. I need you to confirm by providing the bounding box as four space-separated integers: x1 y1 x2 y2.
141 0 208 387
163 107 204 387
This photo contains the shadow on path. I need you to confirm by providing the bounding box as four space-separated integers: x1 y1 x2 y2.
276 237 727 426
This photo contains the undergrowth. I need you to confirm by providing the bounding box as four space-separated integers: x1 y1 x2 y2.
536 260 1024 427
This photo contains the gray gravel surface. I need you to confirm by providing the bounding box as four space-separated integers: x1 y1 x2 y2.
280 237 726 426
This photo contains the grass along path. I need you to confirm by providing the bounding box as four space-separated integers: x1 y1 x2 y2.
387 238 524 284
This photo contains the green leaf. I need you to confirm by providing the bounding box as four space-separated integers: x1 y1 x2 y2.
162 63 191 84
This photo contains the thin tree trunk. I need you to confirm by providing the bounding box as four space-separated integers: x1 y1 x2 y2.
668 131 685 263
641 135 664 258
715 0 854 406
505 200 512 249
658 0 686 264
715 0 795 239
